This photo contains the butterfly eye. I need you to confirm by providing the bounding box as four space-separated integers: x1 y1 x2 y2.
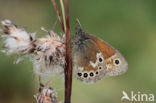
89 72 94 77
114 59 120 65
83 73 88 78
99 58 103 62
77 73 82 77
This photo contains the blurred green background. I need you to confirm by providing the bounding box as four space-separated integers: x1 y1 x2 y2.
0 0 156 103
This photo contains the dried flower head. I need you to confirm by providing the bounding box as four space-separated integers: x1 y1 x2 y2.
0 20 65 76
34 83 59 103
33 27 65 76
1 20 35 55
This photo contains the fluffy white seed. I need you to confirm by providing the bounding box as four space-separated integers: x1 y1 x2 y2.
1 19 35 55
33 29 65 76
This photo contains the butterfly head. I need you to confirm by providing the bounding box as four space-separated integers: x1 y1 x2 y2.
73 26 88 43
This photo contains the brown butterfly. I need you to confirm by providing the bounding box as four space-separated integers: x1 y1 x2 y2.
72 24 128 84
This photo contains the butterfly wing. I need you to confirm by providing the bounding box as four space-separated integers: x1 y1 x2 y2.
72 30 107 83
87 34 128 77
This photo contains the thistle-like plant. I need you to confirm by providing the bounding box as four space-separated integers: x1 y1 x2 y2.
0 0 72 103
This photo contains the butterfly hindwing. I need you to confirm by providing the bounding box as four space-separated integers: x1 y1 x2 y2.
87 34 128 76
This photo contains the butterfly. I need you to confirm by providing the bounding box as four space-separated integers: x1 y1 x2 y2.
72 23 128 84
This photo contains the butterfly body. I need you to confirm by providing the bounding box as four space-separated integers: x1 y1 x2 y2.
72 26 128 83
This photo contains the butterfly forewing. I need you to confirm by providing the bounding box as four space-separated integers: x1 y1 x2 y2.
73 32 107 83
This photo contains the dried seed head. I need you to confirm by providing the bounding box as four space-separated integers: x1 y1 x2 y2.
0 20 35 56
1 20 65 77
34 83 58 103
33 28 65 76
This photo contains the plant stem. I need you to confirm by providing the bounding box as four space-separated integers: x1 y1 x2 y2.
60 0 66 31
64 0 72 103
50 0 65 32
50 0 72 103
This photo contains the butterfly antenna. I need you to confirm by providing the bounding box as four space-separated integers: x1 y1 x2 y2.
76 18 82 28
75 18 83 35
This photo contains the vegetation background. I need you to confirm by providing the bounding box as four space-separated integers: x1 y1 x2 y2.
0 0 156 103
